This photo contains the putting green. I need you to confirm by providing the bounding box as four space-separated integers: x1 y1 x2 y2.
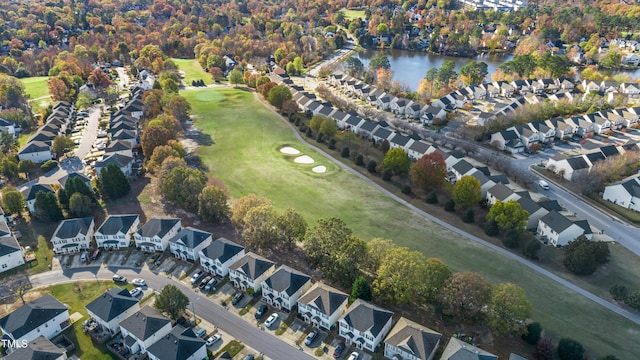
195 90 225 102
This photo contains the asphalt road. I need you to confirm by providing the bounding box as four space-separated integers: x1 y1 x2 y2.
255 93 640 327
30 266 315 360
74 105 101 160
533 171 640 256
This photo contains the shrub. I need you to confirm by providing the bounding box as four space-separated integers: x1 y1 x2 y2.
535 338 554 360
625 290 640 310
316 132 324 143
41 160 58 172
557 338 585 360
341 146 350 158
355 154 364 166
305 128 312 137
609 284 628 301
444 199 455 212
502 229 521 248
367 160 377 173
462 208 474 223
329 138 337 150
523 239 542 260
484 220 499 236
522 322 543 345
382 168 393 181
401 185 411 195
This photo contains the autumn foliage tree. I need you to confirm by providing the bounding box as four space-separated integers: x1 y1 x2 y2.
486 200 529 233
381 148 411 176
440 272 491 322
141 124 174 158
452 175 482 209
487 283 532 335
410 152 447 194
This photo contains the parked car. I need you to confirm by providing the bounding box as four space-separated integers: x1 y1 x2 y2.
132 278 146 287
333 342 345 358
243 355 254 360
80 252 88 262
112 275 127 283
347 352 359 360
190 270 204 285
206 334 222 346
199 276 212 290
129 288 143 298
195 328 207 338
304 329 318 346
204 278 218 292
91 249 102 261
264 313 279 328
231 292 244 305
254 304 268 320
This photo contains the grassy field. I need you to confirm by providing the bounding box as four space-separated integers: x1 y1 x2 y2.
341 9 366 20
183 88 638 359
171 58 215 86
46 282 119 360
19 76 51 110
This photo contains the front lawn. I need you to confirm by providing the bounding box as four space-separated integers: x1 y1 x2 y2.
45 282 120 360
183 87 639 359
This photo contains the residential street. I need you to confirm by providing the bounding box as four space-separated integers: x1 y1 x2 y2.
29 266 315 360
256 93 640 327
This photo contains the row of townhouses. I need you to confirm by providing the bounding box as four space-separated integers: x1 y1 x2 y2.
458 0 526 11
545 142 640 181
490 106 640 153
18 101 74 163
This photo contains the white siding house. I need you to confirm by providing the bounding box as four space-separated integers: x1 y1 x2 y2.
95 215 140 250
0 295 71 351
168 227 212 261
603 175 640 213
339 299 394 352
85 288 140 334
134 217 181 252
297 282 349 331
198 238 245 277
50 217 95 255
537 211 585 247
229 252 276 292
383 317 441 360
118 306 172 356
261 265 311 311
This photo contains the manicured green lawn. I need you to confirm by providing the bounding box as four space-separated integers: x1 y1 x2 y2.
19 76 51 111
45 282 120 360
183 88 638 359
171 58 214 86
341 9 366 21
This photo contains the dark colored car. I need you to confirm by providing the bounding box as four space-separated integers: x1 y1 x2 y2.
232 292 245 305
255 304 268 320
333 342 345 358
204 278 218 292
199 276 212 290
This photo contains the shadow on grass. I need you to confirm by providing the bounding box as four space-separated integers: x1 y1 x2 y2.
102 177 149 222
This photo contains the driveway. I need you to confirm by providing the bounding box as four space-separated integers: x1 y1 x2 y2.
75 105 102 160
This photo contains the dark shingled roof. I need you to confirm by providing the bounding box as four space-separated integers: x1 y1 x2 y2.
85 288 139 322
230 252 275 280
340 299 393 338
620 177 640 197
3 336 66 360
53 217 94 239
298 282 348 317
452 160 474 176
540 211 574 233
119 305 170 341
169 227 212 249
147 326 206 360
384 317 441 360
359 120 379 132
488 183 514 201
200 238 244 264
565 156 590 170
0 295 67 339
517 197 540 215
0 234 22 257
263 265 311 296
97 215 139 236
137 218 181 239
538 200 562 212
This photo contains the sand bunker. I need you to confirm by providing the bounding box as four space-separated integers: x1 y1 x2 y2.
294 155 314 164
280 146 300 155
312 165 327 173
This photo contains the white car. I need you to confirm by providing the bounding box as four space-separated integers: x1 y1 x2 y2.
206 334 222 346
264 313 279 328
347 352 359 360
129 287 143 298
132 278 146 287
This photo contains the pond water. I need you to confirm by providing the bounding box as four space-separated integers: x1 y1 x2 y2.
354 49 640 91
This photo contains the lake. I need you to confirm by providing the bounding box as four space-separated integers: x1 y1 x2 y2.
354 49 513 91
354 49 640 91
